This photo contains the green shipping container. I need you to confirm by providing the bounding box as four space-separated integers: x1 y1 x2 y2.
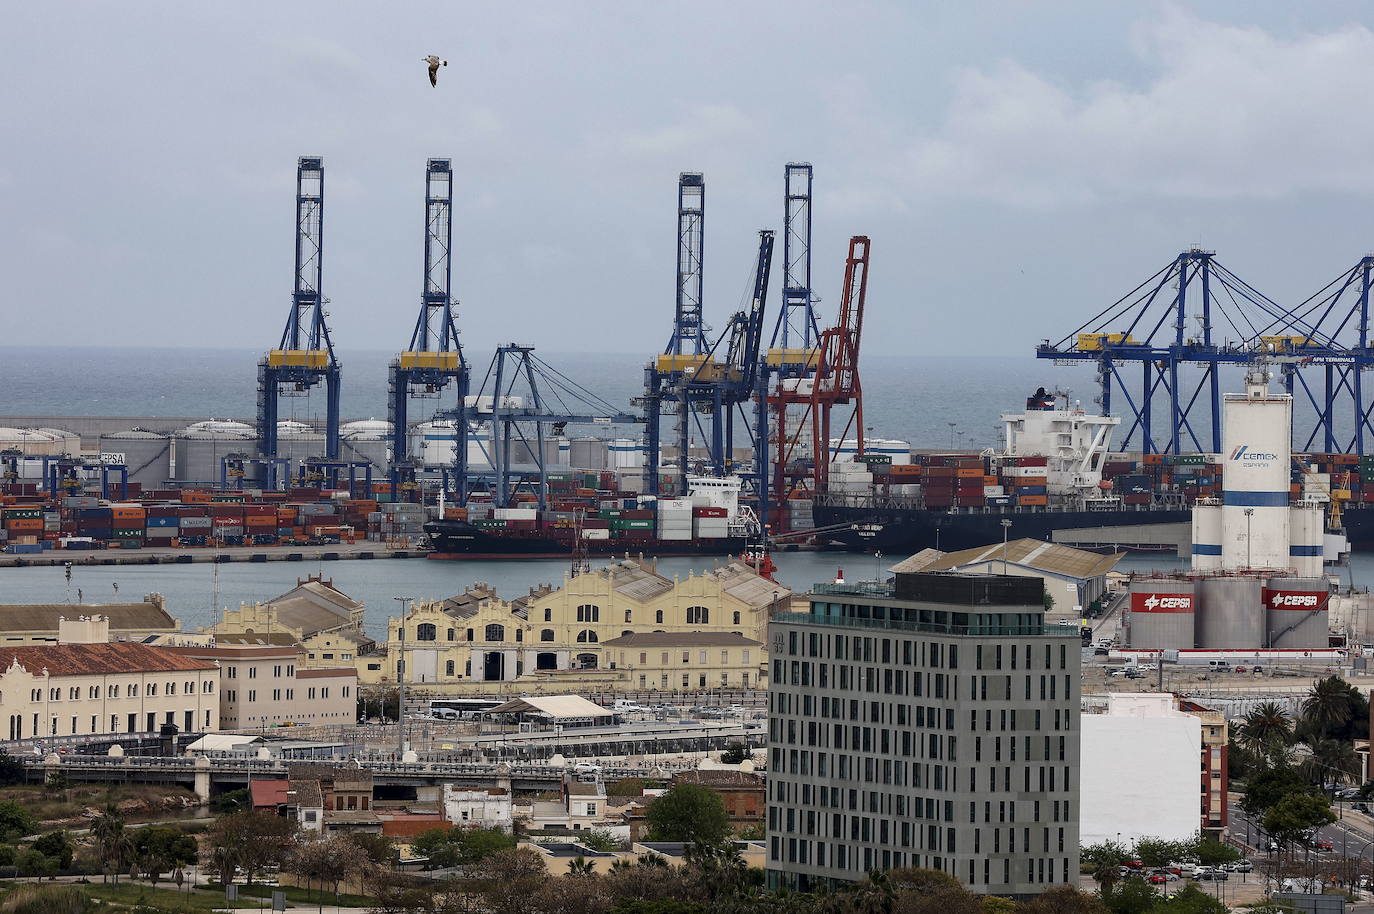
1168 454 1211 466
3 508 42 520
856 454 893 466
211 494 246 503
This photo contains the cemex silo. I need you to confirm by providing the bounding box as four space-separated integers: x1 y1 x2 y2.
1195 576 1264 650
1289 501 1325 578
1126 579 1196 649
1220 369 1291 570
1264 576 1331 649
1191 499 1222 571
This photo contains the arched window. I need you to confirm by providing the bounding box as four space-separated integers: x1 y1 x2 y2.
485 624 505 642
445 660 455 677
416 623 437 642
655 610 664 624
733 611 741 626
622 630 633 637
576 604 600 623
515 629 523 643
576 629 599 643
540 629 555 642
446 628 455 642
686 606 709 625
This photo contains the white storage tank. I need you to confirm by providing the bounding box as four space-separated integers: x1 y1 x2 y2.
1126 579 1196 650
570 438 609 470
173 420 256 482
98 430 173 488
0 428 73 457
1220 371 1291 570
411 420 489 468
610 438 644 469
1289 501 1325 578
1190 499 1223 572
1195 576 1264 650
1264 576 1330 650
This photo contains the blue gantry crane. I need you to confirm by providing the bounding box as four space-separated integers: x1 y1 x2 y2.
455 345 642 509
1035 249 1337 455
388 158 469 502
256 156 341 488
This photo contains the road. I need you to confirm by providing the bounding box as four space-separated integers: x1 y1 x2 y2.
1228 794 1374 866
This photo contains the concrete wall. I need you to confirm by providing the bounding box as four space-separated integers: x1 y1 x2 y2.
1080 708 1200 845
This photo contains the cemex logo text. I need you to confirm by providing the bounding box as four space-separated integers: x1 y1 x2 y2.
1230 445 1278 461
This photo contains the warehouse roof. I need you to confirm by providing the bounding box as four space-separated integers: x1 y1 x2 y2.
0 595 177 634
0 641 216 676
602 560 676 602
262 576 362 635
486 695 613 719
708 562 791 608
892 539 1122 581
601 632 762 648
212 632 299 647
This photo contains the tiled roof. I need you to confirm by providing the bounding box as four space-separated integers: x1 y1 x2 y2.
0 641 216 676
600 632 761 648
289 780 323 807
894 538 1123 580
212 632 299 647
250 779 289 808
0 597 176 633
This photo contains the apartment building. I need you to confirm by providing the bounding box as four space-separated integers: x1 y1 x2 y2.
169 644 356 730
767 571 1080 897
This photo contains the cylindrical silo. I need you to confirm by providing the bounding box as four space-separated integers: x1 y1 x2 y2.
570 437 608 470
1127 579 1196 649
1220 371 1291 570
1195 576 1264 650
98 430 173 488
1264 576 1330 650
1191 500 1223 572
174 421 256 483
1289 501 1325 578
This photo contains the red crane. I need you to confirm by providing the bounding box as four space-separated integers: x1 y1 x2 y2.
769 236 870 528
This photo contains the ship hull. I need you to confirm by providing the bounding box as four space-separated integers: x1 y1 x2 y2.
424 520 746 559
812 500 1374 553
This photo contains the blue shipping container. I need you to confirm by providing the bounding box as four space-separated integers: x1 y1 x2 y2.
77 507 113 519
1016 485 1047 496
147 516 179 528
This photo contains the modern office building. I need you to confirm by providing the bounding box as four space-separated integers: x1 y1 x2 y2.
766 571 1081 896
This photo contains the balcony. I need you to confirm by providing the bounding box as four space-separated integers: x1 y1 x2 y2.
773 611 1079 638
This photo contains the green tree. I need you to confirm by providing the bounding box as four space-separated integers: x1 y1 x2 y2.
1133 838 1187 868
457 826 517 864
1151 883 1227 914
1262 792 1336 848
203 810 298 885
580 828 623 853
132 826 198 882
1101 878 1156 914
0 801 39 841
409 828 461 870
567 856 596 877
1081 841 1130 868
720 743 749 765
343 831 395 866
1192 837 1241 867
645 784 730 847
1024 886 1108 914
1300 738 1362 787
1241 763 1311 818
1239 703 1293 757
0 750 25 787
30 833 72 871
15 849 55 882
210 788 249 815
89 805 132 884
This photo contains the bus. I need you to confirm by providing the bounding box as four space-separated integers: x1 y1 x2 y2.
427 698 502 721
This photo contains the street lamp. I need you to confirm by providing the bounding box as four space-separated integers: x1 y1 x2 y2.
1244 508 1255 568
948 422 956 448
393 596 413 757
1001 520 1013 575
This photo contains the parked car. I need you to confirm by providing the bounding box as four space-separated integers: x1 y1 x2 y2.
1315 840 1334 851
1148 874 1167 885
1232 860 1253 873
1195 869 1215 881
1094 647 1110 656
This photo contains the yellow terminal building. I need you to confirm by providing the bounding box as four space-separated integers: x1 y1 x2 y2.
357 558 789 695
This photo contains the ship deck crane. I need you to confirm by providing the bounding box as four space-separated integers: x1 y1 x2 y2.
770 236 871 517
1037 249 1340 455
441 345 642 509
388 159 468 502
256 156 342 489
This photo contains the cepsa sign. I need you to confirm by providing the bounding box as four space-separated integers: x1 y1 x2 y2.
1130 592 1193 613
1262 589 1329 611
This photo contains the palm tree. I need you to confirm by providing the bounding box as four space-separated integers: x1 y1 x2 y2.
1303 677 1354 734
90 804 132 884
1239 702 1293 756
567 856 595 877
1300 738 1362 787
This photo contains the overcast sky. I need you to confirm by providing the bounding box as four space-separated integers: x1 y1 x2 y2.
5 2 1374 358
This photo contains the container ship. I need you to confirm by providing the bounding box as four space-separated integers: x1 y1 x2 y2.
424 475 757 559
812 388 1371 555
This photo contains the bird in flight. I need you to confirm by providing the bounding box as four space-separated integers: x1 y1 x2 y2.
424 55 447 87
